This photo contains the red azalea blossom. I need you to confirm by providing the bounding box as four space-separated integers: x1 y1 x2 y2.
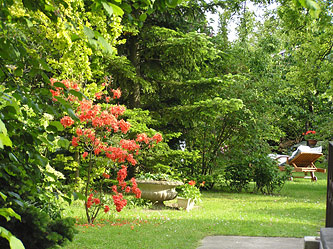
93 198 100 205
152 133 163 144
60 116 75 128
86 201 93 208
136 133 150 144
111 185 118 194
125 186 131 193
112 88 121 99
103 173 110 179
189 180 196 186
76 128 83 136
104 205 110 213
72 136 79 147
82 152 88 159
95 92 103 100
117 165 127 183
118 119 130 134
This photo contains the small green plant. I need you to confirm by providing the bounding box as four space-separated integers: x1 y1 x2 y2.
136 172 175 181
177 180 202 202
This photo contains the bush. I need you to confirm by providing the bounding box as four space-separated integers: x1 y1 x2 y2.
224 162 252 192
252 156 291 194
0 204 76 249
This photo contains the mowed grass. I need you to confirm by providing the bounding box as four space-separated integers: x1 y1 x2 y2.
62 172 327 249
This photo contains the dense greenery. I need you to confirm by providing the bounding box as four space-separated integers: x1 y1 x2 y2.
0 0 332 247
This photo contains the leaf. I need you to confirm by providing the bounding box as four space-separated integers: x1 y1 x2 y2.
165 0 179 8
67 108 79 121
57 137 70 149
0 208 21 221
9 153 19 163
0 192 6 201
139 13 147 22
73 192 86 201
0 227 25 249
34 154 48 167
53 82 67 88
0 119 7 136
121 3 132 13
0 134 12 149
7 191 21 200
9 234 25 249
39 58 52 72
71 34 80 42
48 121 64 132
97 35 114 55
102 2 113 17
68 89 84 101
83 26 95 39
108 3 124 16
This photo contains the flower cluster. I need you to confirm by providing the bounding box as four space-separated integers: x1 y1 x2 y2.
303 130 317 140
86 193 100 209
111 166 141 212
49 78 79 102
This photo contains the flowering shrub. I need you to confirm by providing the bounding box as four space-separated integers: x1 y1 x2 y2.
50 77 162 223
177 180 202 203
303 130 317 140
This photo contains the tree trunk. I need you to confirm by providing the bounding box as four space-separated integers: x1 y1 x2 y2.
128 35 141 108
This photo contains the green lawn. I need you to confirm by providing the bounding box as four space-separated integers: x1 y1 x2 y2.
62 173 327 249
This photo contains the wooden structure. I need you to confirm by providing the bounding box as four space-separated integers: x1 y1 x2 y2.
279 152 326 181
326 142 333 227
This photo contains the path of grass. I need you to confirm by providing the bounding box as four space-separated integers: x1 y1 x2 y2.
62 173 327 249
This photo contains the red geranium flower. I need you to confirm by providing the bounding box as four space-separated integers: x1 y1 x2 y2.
188 180 196 186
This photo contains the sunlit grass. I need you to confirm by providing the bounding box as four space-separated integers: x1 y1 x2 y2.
61 172 327 249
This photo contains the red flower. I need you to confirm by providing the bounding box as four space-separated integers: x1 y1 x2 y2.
93 198 100 205
83 152 88 159
136 133 150 144
153 133 163 144
60 116 74 128
111 185 118 194
112 88 121 99
72 136 79 147
86 201 93 208
76 128 83 136
104 205 110 213
118 119 130 134
103 173 110 179
189 180 196 186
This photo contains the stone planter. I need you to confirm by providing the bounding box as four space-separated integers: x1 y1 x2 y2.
136 180 183 205
177 197 195 211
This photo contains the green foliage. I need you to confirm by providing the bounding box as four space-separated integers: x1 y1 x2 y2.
251 155 291 194
224 161 252 192
177 182 202 202
0 192 24 249
0 205 76 249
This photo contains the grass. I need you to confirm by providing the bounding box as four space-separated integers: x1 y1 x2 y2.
61 172 327 249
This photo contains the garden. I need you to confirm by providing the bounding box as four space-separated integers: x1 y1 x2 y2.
0 0 332 248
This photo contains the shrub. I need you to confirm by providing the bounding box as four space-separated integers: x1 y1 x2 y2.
0 205 76 249
252 156 291 194
224 162 252 192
